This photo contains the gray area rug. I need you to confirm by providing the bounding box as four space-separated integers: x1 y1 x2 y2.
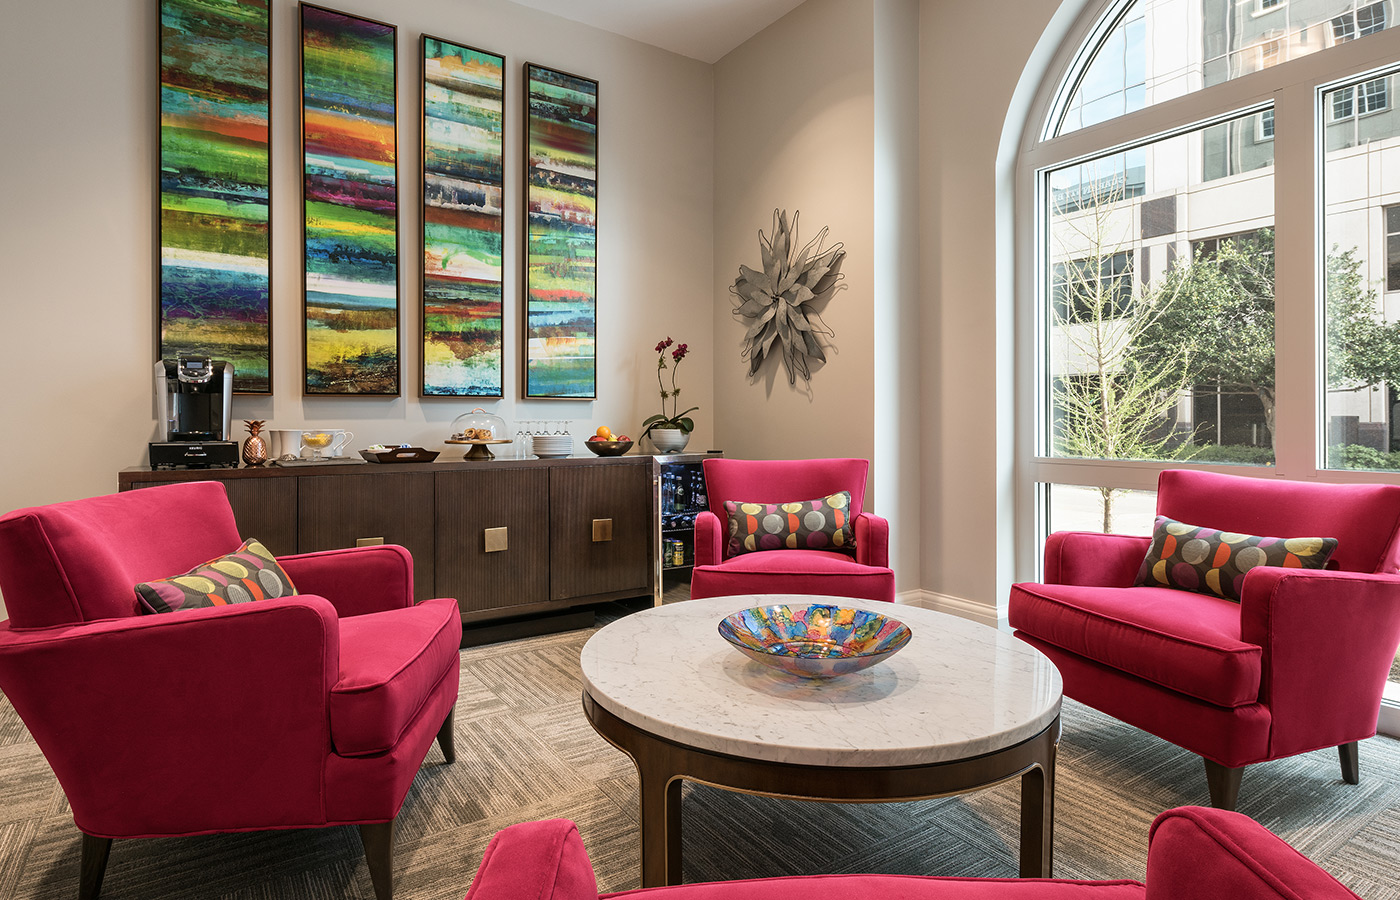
1 602 1398 900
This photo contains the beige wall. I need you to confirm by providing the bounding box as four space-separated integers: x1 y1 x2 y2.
712 0 877 475
712 0 928 588
0 0 1096 620
918 0 1070 613
0 0 715 615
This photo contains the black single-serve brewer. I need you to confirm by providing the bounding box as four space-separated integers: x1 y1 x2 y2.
149 358 239 469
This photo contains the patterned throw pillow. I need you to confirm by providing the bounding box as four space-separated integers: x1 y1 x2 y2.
724 491 856 557
1133 515 1338 602
135 538 297 614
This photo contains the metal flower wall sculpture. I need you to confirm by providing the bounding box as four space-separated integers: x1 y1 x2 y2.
730 209 845 386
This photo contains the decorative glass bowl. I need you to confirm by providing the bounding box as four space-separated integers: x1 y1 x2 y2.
717 603 912 679
584 439 633 456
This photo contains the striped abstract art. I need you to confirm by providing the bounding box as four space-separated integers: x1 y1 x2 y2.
421 37 505 397
159 0 272 394
300 3 399 395
523 63 597 399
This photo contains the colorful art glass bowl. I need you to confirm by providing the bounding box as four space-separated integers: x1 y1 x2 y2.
717 603 912 679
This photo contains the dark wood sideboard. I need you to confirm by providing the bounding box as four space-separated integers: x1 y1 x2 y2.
118 454 691 643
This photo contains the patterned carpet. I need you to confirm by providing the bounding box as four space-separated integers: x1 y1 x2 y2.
1 599 1398 900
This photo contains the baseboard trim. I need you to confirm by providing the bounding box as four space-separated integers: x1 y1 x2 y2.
1381 686 1400 738
896 590 1005 629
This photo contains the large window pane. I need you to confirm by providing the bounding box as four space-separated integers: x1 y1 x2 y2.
1047 484 1156 536
1044 113 1277 479
1322 70 1400 472
1056 0 1395 137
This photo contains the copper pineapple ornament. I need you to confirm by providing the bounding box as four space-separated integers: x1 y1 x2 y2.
242 420 268 467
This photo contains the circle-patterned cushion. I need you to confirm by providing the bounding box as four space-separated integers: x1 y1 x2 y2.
1132 515 1338 602
135 538 297 614
724 491 856 558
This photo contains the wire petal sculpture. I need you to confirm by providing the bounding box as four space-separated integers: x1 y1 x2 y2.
730 209 845 386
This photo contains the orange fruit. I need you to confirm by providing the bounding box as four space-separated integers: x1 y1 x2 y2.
595 425 612 439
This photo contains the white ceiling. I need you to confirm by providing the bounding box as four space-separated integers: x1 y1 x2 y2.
506 0 809 63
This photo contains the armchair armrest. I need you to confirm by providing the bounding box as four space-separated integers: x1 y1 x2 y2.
277 544 415 617
1238 567 1400 757
854 512 889 568
465 818 598 900
1146 806 1360 899
1044 531 1150 587
0 598 339 837
694 510 723 567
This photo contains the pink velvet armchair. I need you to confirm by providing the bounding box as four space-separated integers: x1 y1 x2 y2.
1009 469 1400 810
0 481 462 900
690 458 895 603
462 806 1362 900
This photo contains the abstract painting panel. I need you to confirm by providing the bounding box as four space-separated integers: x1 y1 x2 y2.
159 0 272 394
300 3 398 394
421 37 504 397
523 63 597 399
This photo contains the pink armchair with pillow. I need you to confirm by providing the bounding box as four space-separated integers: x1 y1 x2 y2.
690 458 895 603
462 806 1362 900
0 481 462 900
1008 469 1400 810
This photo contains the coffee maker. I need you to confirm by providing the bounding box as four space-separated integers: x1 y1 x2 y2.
149 358 239 469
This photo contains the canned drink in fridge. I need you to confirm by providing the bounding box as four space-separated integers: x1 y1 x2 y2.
672 541 686 567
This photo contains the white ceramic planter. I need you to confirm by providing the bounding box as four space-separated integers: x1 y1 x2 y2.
650 428 690 453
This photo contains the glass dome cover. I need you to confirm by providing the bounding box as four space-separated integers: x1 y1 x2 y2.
450 408 507 442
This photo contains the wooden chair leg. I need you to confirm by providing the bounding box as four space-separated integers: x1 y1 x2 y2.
359 820 395 900
1203 758 1244 811
1339 741 1360 785
78 833 112 900
436 707 456 764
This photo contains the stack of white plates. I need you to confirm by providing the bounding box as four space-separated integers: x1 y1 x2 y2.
532 434 573 458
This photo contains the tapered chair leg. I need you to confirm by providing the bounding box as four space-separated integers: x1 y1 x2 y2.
436 707 456 764
78 833 112 900
1203 758 1244 811
1339 741 1360 785
359 820 395 900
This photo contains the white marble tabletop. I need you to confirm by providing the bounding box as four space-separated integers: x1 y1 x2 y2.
580 594 1063 768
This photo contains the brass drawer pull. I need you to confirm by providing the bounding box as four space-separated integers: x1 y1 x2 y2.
484 526 508 553
592 518 613 542
356 537 384 547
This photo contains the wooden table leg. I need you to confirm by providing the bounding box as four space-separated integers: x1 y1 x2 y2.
1018 728 1056 878
638 759 683 887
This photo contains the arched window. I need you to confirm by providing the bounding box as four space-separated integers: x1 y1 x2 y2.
1016 0 1400 702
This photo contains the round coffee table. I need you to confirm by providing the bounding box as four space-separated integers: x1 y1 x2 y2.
580 594 1063 887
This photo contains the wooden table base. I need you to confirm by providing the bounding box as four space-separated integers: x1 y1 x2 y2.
583 691 1059 887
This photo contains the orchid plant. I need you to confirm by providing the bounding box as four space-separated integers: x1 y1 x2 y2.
642 337 698 436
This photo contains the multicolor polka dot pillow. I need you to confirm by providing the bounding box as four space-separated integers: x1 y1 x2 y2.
1133 515 1338 602
724 491 856 557
135 538 297 614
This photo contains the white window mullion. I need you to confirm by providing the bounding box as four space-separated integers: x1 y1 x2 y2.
1270 80 1320 478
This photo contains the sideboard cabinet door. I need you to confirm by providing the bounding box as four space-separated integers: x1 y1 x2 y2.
549 464 652 602
224 478 299 557
435 469 550 618
298 472 435 601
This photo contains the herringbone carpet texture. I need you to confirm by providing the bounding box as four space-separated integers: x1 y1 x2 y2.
1 604 1398 899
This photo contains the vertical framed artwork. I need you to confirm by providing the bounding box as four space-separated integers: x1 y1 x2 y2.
300 3 399 395
159 0 272 394
522 62 597 399
421 36 505 397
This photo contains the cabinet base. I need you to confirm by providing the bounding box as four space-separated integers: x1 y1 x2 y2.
461 608 595 647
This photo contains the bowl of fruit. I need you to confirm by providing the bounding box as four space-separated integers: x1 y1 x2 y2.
584 426 633 457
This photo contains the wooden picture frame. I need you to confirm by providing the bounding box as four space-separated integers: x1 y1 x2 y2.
522 62 597 399
421 35 505 398
300 2 400 395
158 0 273 394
